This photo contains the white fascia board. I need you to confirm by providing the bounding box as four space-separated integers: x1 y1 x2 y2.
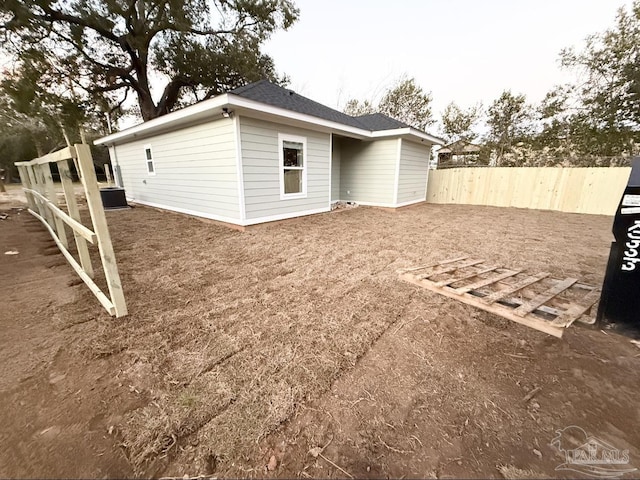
229 96 445 144
94 91 445 146
94 94 231 145
371 128 445 145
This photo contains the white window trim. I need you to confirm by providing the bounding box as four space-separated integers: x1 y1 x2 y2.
278 133 307 200
144 144 156 176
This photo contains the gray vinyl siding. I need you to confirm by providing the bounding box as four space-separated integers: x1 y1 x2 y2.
331 137 341 201
240 116 330 220
108 118 239 220
397 139 431 204
339 138 398 205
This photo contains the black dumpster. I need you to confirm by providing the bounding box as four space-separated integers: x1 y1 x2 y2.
100 187 129 210
597 157 640 336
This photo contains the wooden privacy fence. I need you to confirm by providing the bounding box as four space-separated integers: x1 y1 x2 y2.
15 144 127 317
427 167 632 215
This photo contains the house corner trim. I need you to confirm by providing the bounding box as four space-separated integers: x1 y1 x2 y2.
233 114 246 223
393 138 402 206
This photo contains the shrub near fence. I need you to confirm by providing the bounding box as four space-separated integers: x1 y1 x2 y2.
427 167 632 216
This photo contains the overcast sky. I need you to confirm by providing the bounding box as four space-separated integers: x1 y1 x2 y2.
264 0 634 133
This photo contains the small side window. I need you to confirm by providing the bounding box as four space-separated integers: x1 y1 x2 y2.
278 134 307 199
144 145 155 175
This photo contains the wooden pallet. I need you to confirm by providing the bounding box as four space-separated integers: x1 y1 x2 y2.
399 257 601 338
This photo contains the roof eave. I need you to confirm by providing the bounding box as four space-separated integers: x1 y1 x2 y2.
94 92 445 146
372 128 445 145
94 94 231 146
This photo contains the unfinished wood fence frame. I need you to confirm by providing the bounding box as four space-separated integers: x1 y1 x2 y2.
15 144 127 317
427 167 632 215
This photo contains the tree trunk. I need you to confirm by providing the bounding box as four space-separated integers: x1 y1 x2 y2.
133 54 160 121
137 89 159 121
58 120 72 147
32 134 45 157
156 76 190 117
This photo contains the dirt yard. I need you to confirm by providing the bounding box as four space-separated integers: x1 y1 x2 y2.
1 197 639 478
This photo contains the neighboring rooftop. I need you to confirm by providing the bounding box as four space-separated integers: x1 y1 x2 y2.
438 139 482 154
230 80 412 132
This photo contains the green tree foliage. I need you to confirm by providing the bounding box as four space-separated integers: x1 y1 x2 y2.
0 129 38 183
532 85 623 161
378 77 434 130
0 80 112 180
1 0 299 121
440 102 482 144
560 1 640 131
0 91 47 182
1 59 95 147
343 77 434 131
343 98 375 117
533 1 640 160
532 85 574 157
486 90 532 164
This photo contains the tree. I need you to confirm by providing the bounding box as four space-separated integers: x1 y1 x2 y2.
440 102 482 144
1 59 95 147
378 77 434 130
531 85 574 158
1 0 299 121
560 1 640 131
0 91 46 183
486 90 533 164
541 1 640 159
343 98 375 117
532 85 623 162
341 77 434 130
0 67 113 180
0 128 40 184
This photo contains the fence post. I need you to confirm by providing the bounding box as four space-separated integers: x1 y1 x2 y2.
40 161 69 249
75 143 127 317
57 158 94 278
104 163 112 185
25 164 47 222
37 164 56 228
16 165 37 210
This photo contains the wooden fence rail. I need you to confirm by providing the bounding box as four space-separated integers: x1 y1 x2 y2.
427 167 632 216
15 144 127 317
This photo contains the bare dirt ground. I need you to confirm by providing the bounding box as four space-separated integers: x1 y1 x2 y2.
1 194 639 479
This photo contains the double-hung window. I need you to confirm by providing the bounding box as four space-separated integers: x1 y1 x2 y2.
144 144 155 175
279 134 307 199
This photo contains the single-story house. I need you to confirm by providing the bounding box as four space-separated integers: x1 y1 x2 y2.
94 80 444 227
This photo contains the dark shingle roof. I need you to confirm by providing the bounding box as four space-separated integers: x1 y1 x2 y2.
354 113 410 130
230 80 410 132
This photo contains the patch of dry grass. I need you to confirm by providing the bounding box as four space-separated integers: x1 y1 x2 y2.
116 275 413 474
69 207 423 474
62 204 612 476
497 464 546 479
